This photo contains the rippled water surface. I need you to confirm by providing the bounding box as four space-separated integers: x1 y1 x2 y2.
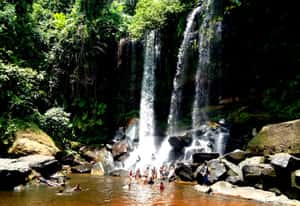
0 174 273 206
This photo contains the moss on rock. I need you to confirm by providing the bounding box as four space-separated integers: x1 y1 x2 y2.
8 126 60 157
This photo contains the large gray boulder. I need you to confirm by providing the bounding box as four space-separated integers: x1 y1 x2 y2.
207 159 227 183
243 164 276 179
221 159 243 183
247 119 300 155
223 149 248 164
175 163 194 182
210 181 300 205
0 155 60 189
239 156 265 169
21 155 61 177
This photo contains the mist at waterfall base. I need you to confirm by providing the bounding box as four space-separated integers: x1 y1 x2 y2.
115 0 229 172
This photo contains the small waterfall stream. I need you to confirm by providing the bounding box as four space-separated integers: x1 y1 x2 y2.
167 5 203 136
189 0 227 155
156 6 204 165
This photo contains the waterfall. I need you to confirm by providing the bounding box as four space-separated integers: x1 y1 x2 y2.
167 6 203 135
124 30 160 170
187 0 229 154
159 0 226 164
156 6 203 165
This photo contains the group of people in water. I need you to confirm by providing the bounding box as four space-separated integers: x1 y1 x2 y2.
126 164 177 191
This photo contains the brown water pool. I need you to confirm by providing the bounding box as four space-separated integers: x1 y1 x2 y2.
0 174 275 206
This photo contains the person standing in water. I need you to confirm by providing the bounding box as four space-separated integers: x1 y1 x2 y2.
160 182 165 191
202 161 209 185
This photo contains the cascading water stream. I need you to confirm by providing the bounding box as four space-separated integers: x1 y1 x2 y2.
187 0 227 156
159 0 227 164
124 30 160 170
167 6 203 136
156 6 203 165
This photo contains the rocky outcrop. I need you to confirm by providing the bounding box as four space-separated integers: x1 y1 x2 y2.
207 159 227 183
8 128 60 157
91 162 105 176
168 135 193 150
176 150 300 201
247 119 300 155
175 163 194 181
80 147 114 173
222 159 243 183
71 164 92 173
112 139 131 160
0 155 60 189
209 181 300 206
21 155 61 177
223 149 248 164
238 156 265 169
242 164 276 186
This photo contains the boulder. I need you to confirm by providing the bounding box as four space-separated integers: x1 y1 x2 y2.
207 159 227 183
247 119 300 155
221 159 244 181
193 164 205 184
194 184 211 193
71 164 92 173
91 162 105 176
21 155 61 177
192 152 219 164
80 147 114 173
210 181 300 205
242 164 276 180
239 156 265 169
97 148 114 173
8 128 60 157
242 163 277 189
0 155 61 189
125 118 139 142
0 158 31 189
60 153 84 166
223 149 248 164
292 169 300 189
270 153 300 169
108 169 129 177
112 140 130 160
225 176 242 184
175 163 194 182
168 135 193 150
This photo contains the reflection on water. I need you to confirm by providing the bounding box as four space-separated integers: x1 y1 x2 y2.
0 174 273 206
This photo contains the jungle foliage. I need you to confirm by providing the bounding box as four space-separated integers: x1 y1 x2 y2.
1 0 300 149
